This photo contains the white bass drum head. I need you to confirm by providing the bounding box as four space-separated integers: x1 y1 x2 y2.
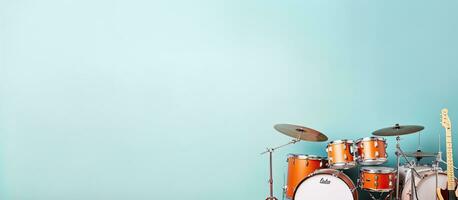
293 174 354 200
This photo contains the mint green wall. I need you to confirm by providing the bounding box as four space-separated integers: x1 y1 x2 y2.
1 0 458 199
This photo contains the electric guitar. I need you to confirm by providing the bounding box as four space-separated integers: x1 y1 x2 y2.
438 108 458 200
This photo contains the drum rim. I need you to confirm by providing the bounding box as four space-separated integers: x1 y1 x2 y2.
355 136 386 143
330 161 357 169
399 166 446 183
328 139 354 145
292 168 358 200
287 154 327 160
357 158 388 165
361 166 396 174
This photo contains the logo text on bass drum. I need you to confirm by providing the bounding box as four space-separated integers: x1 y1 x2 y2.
319 178 331 184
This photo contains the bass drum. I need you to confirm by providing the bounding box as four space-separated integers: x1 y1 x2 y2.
399 165 450 200
293 169 358 200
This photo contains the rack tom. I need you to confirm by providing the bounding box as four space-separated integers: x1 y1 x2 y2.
360 167 396 192
326 139 356 169
285 154 328 199
355 137 387 165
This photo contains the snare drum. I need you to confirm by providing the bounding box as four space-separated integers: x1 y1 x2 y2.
355 137 387 165
285 154 328 199
326 140 356 169
360 167 396 192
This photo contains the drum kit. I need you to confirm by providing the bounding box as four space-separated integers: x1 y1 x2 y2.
261 123 455 200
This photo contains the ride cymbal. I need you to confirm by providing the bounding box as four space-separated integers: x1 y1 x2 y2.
372 124 424 136
274 124 328 142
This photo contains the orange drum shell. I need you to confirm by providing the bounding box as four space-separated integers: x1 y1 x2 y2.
327 141 355 167
360 171 396 192
286 156 327 199
356 139 387 164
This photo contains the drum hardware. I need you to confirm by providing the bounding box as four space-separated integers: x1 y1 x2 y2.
262 124 328 200
416 132 422 162
395 130 452 200
282 171 286 200
394 136 423 200
408 165 420 200
394 144 443 200
373 124 425 200
368 191 390 200
404 132 438 161
261 139 300 200
438 159 458 170
262 147 278 200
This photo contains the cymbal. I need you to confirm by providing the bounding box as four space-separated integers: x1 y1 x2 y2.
274 124 328 142
405 151 437 158
372 124 424 136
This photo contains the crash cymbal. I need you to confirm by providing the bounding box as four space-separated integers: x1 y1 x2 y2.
405 151 437 158
274 124 328 142
372 124 424 136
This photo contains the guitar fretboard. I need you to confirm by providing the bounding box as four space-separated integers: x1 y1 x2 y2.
445 128 456 189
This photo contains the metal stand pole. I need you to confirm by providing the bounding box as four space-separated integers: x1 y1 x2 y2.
395 136 401 200
410 170 416 200
261 139 300 200
266 149 278 200
260 139 300 155
435 152 441 200
395 136 421 200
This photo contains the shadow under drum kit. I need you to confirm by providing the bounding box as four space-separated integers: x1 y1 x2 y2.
261 123 456 200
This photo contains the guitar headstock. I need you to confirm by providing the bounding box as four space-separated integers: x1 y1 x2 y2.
441 108 451 129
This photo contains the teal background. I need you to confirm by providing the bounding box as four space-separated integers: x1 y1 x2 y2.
1 0 458 199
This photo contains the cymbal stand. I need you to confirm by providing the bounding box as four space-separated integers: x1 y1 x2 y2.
368 191 387 200
437 159 458 170
436 131 442 200
395 136 401 200
394 136 421 200
261 139 300 200
409 166 420 200
282 171 286 200
435 152 441 200
368 192 378 200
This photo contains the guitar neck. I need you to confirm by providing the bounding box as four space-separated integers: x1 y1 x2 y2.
445 128 456 190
